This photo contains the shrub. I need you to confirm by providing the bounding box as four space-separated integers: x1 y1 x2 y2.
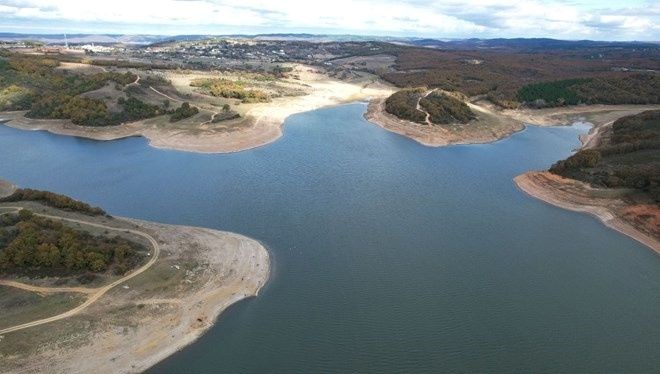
170 102 199 122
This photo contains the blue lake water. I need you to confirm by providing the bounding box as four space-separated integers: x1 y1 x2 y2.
1 103 659 373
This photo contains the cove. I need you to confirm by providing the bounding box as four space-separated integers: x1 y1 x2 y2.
1 103 659 373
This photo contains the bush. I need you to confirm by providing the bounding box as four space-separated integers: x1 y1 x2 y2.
61 96 111 126
517 79 589 106
0 85 33 110
170 102 199 122
115 97 162 123
517 75 659 107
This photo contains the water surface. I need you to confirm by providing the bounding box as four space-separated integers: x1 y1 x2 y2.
0 104 658 373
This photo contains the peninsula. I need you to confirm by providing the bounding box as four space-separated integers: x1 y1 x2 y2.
0 182 270 373
515 110 660 253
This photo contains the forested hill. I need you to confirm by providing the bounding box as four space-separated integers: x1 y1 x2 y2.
550 110 660 202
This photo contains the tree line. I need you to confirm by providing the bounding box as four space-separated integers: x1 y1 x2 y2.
0 210 143 276
517 75 659 108
0 188 106 216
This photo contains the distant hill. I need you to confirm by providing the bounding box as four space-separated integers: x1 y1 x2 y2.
1 33 657 49
0 33 209 45
405 37 659 51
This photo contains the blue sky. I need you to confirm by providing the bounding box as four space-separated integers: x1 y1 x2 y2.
0 0 658 41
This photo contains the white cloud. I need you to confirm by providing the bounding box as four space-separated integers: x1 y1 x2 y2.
0 0 657 40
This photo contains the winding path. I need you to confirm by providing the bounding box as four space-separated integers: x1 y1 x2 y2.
416 89 435 125
0 207 160 335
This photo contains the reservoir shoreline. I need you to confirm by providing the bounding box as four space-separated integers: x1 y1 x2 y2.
3 103 660 372
4 102 659 154
514 172 660 253
513 115 659 254
0 196 271 373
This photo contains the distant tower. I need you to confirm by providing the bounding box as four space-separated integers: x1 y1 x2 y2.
64 33 68 49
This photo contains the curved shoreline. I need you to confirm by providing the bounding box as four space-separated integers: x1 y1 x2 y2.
363 97 525 147
130 220 271 373
4 101 658 154
0 111 284 154
0 66 394 155
364 99 660 148
515 172 659 253
1 208 271 373
512 106 659 255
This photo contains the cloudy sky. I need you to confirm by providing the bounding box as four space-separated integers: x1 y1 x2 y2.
0 0 658 41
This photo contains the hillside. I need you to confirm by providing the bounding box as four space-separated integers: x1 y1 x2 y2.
384 88 475 125
550 110 660 201
0 52 197 126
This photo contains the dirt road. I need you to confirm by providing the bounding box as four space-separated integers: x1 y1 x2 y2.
0 207 160 335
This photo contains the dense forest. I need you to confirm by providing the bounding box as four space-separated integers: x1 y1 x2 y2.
369 43 660 109
190 78 271 103
550 110 660 201
385 88 475 125
517 75 659 107
0 189 106 216
0 52 165 126
419 91 475 124
384 88 426 123
0 210 143 276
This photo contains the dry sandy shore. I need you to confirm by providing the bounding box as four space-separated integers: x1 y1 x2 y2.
0 66 393 154
515 172 659 253
0 213 270 373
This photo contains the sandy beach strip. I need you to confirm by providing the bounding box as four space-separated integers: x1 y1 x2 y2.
515 172 660 254
0 67 393 154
